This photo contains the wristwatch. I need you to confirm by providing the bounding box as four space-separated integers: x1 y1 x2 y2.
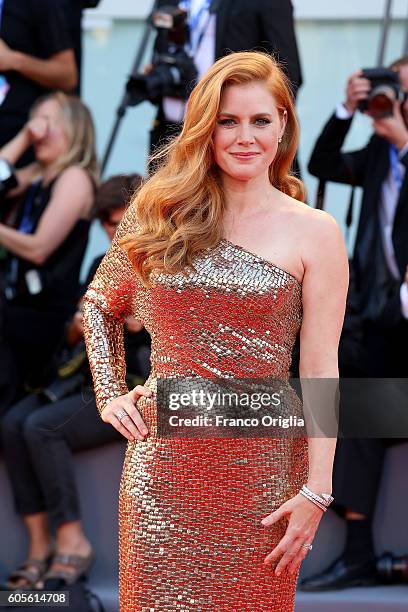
0 158 18 193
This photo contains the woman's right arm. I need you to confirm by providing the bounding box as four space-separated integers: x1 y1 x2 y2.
82 203 151 441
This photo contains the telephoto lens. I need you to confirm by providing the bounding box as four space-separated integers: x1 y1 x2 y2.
358 68 400 119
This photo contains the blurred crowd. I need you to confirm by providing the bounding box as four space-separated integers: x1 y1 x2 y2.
0 0 407 598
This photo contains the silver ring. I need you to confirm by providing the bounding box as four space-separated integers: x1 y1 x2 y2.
301 543 313 551
116 409 129 423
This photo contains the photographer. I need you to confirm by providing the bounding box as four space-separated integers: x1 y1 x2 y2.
149 0 302 153
0 92 98 412
302 57 408 591
0 0 78 164
1 174 151 590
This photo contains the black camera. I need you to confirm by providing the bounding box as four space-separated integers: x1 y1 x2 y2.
376 551 408 584
358 68 400 119
126 5 197 106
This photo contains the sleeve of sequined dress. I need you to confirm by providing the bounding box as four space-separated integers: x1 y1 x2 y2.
82 204 143 415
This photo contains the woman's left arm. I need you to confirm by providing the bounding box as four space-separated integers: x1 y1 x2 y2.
261 210 349 576
0 166 93 265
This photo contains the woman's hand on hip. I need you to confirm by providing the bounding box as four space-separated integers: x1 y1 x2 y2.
261 493 324 576
101 385 152 442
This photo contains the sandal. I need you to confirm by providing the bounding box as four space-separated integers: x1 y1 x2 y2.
42 551 95 586
7 558 50 590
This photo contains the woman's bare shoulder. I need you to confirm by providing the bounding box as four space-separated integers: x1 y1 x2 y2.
282 194 342 242
55 165 94 189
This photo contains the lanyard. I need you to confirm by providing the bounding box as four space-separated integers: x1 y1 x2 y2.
6 181 41 288
18 180 42 234
0 0 4 30
389 144 404 193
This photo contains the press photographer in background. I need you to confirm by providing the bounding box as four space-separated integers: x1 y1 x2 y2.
1 173 151 591
142 0 302 155
302 57 408 591
0 92 98 415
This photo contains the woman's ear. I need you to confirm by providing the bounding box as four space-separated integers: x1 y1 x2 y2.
280 109 288 139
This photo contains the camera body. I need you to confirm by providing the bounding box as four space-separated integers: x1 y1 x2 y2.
126 5 197 106
358 68 400 119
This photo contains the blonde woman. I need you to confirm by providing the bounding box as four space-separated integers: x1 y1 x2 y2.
83 52 348 611
0 92 98 403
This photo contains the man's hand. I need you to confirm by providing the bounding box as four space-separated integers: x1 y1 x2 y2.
0 39 17 72
344 70 371 114
372 101 408 150
143 63 154 75
65 310 85 347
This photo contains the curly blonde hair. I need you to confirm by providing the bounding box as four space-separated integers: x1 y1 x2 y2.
121 51 305 287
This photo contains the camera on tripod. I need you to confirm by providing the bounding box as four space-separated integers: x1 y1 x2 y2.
125 5 198 107
358 68 401 119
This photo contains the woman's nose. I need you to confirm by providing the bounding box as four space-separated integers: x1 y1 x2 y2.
236 122 255 145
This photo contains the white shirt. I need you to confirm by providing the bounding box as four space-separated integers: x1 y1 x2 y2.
163 0 216 122
335 103 408 318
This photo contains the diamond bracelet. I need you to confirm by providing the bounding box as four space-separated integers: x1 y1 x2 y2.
299 485 334 512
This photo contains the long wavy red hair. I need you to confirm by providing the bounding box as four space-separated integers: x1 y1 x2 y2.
121 51 305 287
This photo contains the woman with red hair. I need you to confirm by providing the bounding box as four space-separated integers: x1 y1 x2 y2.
83 51 348 610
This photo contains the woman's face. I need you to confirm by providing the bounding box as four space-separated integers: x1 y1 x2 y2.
213 81 287 183
32 99 69 166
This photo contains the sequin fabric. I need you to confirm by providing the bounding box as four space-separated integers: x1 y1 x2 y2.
83 204 309 612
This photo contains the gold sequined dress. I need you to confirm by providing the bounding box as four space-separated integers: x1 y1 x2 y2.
83 205 308 612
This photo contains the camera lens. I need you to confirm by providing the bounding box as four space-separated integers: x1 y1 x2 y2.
368 85 397 119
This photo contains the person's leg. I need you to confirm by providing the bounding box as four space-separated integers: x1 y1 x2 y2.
333 438 384 560
23 392 122 581
1 395 54 587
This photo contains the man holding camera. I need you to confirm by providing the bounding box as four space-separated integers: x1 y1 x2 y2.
302 58 408 590
149 0 302 153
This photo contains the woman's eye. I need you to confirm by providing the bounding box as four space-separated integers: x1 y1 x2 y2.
217 118 236 126
255 118 271 125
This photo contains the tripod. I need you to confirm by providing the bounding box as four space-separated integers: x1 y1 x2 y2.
101 0 160 175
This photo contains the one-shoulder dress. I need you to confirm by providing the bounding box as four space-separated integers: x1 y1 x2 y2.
83 204 309 612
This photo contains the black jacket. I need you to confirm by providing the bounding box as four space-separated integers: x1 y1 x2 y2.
214 0 302 95
156 0 302 95
308 113 408 326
